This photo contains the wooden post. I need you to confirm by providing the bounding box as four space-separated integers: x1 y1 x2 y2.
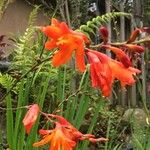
120 2 127 107
129 15 137 107
105 0 111 56
130 0 144 107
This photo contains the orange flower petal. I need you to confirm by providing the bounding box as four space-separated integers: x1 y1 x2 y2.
102 45 131 68
75 44 86 72
51 18 60 26
39 129 53 135
41 26 62 39
33 134 52 147
45 40 57 50
48 114 70 126
52 45 73 67
109 60 140 86
73 31 90 44
60 22 70 34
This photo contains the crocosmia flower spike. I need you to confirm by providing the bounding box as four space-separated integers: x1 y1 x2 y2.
86 49 141 97
23 104 40 134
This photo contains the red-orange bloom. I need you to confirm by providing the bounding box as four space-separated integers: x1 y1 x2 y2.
33 122 76 150
108 59 141 87
41 18 89 72
123 44 144 53
86 50 113 97
23 104 40 134
33 114 108 150
101 45 131 68
86 49 141 97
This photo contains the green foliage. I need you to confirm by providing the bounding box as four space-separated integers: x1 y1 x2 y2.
0 1 146 150
144 0 150 25
0 0 5 11
11 6 40 74
0 0 9 20
69 0 93 28
130 118 150 150
28 5 40 27
0 73 15 89
77 12 131 38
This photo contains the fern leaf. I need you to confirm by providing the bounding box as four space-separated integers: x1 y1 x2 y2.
28 5 40 27
80 25 95 35
75 29 91 40
11 7 39 73
87 21 99 30
79 12 131 36
0 73 15 89
92 18 101 26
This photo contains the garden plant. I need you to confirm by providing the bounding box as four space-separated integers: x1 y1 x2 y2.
0 5 150 150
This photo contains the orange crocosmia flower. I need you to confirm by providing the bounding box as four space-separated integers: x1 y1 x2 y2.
41 18 89 72
48 114 83 142
108 59 141 87
123 44 144 53
33 115 108 150
101 45 131 68
86 50 113 97
92 50 141 86
86 49 141 96
48 114 108 143
23 104 40 134
33 122 76 150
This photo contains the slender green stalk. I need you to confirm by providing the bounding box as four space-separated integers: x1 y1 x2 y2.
0 127 2 150
6 93 14 149
13 80 25 150
56 66 67 115
23 75 50 150
104 118 111 150
67 70 89 123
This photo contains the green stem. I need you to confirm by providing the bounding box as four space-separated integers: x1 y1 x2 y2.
89 36 150 48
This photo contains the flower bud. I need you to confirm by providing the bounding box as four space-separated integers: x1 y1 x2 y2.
124 44 144 53
99 26 108 44
23 104 40 134
127 28 140 43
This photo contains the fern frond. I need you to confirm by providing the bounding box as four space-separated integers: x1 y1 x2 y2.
11 6 40 73
0 0 10 20
28 5 40 27
78 12 131 36
0 73 15 89
80 25 95 35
